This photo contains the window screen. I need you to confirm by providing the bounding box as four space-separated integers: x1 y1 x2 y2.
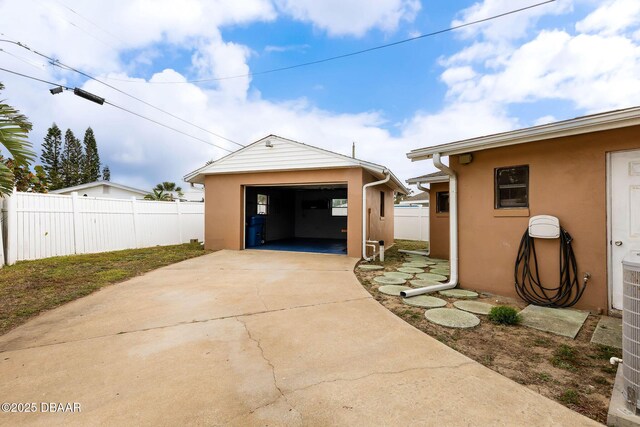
495 165 529 208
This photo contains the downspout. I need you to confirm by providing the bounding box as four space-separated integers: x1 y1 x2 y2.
362 170 391 261
401 153 458 297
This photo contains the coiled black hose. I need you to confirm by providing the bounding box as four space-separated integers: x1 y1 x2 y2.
514 227 586 308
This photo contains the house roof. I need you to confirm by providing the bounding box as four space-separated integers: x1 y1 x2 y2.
49 181 148 196
406 171 449 184
185 134 409 194
404 192 429 202
407 105 640 161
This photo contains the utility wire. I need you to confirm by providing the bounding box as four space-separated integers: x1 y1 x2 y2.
0 38 244 149
54 0 126 45
0 67 234 153
0 67 70 88
108 0 556 84
102 101 233 152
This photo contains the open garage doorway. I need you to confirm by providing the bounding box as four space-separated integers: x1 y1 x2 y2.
244 184 348 255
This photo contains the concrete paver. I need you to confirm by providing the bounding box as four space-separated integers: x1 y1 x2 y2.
591 315 622 349
519 304 589 339
0 249 599 426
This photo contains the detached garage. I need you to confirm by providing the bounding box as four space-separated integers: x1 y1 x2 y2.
185 135 408 258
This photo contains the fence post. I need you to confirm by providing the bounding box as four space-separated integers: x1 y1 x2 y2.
176 199 183 243
5 189 18 265
131 197 139 248
71 192 82 254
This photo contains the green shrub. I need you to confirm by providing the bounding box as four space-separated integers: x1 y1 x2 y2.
488 305 521 325
559 389 580 405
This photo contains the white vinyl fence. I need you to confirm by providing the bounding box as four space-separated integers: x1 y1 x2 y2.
394 205 429 241
1 191 204 266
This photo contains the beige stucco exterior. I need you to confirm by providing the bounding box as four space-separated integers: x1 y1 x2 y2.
203 167 395 258
428 182 450 260
427 125 640 312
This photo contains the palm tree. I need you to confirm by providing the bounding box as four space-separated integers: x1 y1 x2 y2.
154 181 183 200
144 188 171 201
0 83 34 196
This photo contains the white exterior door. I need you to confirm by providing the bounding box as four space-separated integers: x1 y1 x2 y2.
610 150 640 309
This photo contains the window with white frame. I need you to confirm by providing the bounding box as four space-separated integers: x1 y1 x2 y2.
257 194 268 215
331 198 348 216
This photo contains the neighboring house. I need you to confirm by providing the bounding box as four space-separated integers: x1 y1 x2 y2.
185 134 408 257
175 184 204 202
396 191 429 207
50 181 148 199
406 106 640 313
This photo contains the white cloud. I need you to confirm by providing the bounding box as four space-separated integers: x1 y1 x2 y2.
274 0 421 37
452 0 571 41
576 0 640 36
533 115 556 125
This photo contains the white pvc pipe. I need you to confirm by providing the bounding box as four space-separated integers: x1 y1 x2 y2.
401 153 458 298
362 171 391 261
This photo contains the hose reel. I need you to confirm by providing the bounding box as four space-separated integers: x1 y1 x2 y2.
514 215 587 308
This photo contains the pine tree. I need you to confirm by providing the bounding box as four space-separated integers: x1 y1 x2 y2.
61 129 84 187
40 123 63 190
82 127 100 182
102 165 111 181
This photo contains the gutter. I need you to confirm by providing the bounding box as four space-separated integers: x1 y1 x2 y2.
362 171 391 261
401 153 458 297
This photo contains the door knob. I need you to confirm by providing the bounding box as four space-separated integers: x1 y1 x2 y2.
615 241 623 246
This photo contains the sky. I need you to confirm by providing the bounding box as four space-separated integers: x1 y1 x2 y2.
0 0 639 193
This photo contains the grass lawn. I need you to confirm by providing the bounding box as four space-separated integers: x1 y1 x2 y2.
0 243 209 335
356 239 620 424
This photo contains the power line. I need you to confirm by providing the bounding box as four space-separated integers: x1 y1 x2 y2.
103 100 232 152
0 67 70 88
0 38 244 149
53 0 126 45
0 67 233 153
107 0 556 84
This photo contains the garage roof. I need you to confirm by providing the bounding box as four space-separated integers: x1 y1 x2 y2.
185 135 409 194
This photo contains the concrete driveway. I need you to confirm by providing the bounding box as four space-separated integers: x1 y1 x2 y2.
0 250 598 426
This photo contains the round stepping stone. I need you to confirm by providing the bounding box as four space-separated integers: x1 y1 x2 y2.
403 295 447 308
402 262 433 268
398 267 424 274
384 272 413 280
378 285 411 296
358 264 384 271
409 279 441 288
439 289 479 299
374 276 406 285
416 273 448 282
424 308 480 328
453 300 494 315
430 269 450 276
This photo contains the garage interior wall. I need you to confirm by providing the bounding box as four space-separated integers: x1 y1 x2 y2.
450 125 640 312
244 186 348 243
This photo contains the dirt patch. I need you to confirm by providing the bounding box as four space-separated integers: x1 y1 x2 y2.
356 240 619 424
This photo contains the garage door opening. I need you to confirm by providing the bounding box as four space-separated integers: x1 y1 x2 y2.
244 184 348 255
